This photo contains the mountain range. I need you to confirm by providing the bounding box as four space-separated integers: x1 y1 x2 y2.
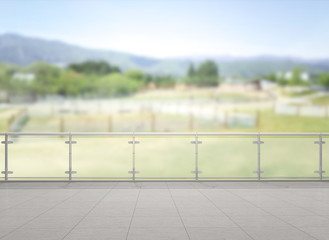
1 33 329 77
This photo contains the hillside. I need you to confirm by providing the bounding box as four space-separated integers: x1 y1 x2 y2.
1 33 329 77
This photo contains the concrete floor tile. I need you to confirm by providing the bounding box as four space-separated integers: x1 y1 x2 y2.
89 206 135 216
0 216 34 228
182 216 238 228
76 216 131 229
22 216 83 229
0 228 16 238
1 228 70 240
231 216 290 228
127 227 189 240
130 216 183 228
1 182 329 240
41 207 91 217
243 226 315 240
300 226 329 240
0 208 46 217
134 207 179 217
64 228 128 240
187 227 252 240
279 215 329 228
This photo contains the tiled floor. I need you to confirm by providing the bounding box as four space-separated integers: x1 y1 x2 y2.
0 181 329 240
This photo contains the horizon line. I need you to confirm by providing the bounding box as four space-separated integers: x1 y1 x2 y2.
1 32 329 62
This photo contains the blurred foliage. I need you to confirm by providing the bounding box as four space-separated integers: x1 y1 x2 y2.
185 61 219 86
317 73 329 89
263 67 308 86
68 61 120 75
97 73 141 96
2 59 329 103
0 61 178 102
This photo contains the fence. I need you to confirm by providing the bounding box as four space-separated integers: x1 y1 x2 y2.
0 132 328 181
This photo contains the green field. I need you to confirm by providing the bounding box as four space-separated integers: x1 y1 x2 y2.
1 102 329 180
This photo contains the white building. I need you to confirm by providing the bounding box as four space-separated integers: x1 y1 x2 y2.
276 71 309 82
12 73 35 82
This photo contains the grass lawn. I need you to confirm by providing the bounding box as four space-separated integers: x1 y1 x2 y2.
0 107 24 132
311 95 329 105
232 110 329 132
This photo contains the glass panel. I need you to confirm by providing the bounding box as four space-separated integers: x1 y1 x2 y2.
262 137 319 179
198 136 257 179
0 135 4 180
322 136 329 179
73 137 131 179
8 136 68 179
137 137 194 179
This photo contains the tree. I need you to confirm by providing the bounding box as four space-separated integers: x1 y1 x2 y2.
125 69 144 82
289 67 304 86
96 73 141 96
185 61 219 86
57 71 88 97
68 61 121 75
29 62 61 96
152 75 176 87
196 60 219 86
318 73 329 89
263 73 277 82
187 64 195 78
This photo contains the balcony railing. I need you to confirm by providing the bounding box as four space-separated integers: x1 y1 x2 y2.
0 132 328 181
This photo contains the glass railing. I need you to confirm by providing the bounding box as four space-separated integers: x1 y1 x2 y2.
0 132 328 181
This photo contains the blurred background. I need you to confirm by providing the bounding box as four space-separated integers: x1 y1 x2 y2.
1 0 329 179
0 0 329 133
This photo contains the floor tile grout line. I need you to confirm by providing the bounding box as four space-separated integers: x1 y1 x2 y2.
61 182 119 240
0 187 57 214
0 188 84 239
226 189 320 240
276 187 329 208
259 188 329 229
260 188 322 216
196 188 256 240
167 183 192 240
125 185 141 240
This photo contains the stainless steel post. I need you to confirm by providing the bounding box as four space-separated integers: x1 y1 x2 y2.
69 134 73 181
65 133 77 181
1 133 13 181
314 134 325 180
195 134 199 180
128 133 140 181
257 134 261 180
253 133 264 180
4 134 9 181
132 135 136 181
191 133 202 180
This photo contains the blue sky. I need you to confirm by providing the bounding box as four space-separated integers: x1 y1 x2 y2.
1 0 329 59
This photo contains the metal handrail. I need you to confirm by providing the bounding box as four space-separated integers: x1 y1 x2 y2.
1 132 328 136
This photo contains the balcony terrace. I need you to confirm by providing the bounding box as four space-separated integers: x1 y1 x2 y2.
1 132 329 239
0 181 329 240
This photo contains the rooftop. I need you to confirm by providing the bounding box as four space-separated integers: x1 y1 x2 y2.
0 181 328 240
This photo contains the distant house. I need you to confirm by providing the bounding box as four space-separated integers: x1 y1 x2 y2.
260 79 276 91
276 71 309 82
300 72 309 82
12 73 35 82
244 79 261 91
220 77 277 92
